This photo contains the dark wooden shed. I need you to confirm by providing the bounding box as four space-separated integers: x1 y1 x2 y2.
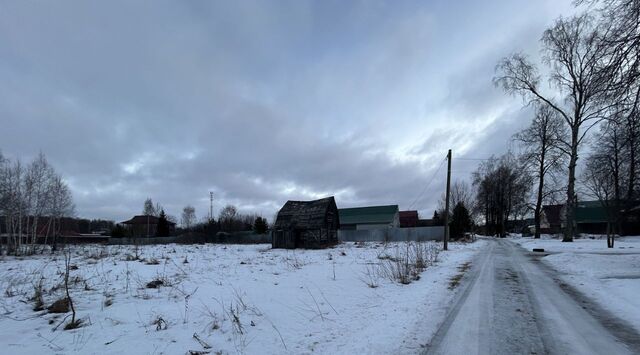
272 196 339 249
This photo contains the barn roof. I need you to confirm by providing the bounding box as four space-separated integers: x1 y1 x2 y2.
274 197 337 230
120 215 176 226
339 205 398 225
575 201 608 223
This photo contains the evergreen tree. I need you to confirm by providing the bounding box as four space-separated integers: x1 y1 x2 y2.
253 216 268 234
110 224 128 238
450 202 472 240
156 209 170 237
433 210 442 226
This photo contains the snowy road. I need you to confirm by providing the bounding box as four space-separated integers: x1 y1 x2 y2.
424 238 640 355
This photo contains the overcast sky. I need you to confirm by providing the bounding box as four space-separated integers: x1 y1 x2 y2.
0 0 576 222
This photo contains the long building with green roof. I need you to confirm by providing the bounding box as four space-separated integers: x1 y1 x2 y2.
338 205 399 230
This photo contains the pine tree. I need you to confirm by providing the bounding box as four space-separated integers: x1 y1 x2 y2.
433 210 442 226
450 202 472 240
156 209 170 237
253 216 268 234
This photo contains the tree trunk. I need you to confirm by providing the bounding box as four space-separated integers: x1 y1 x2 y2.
534 149 546 239
563 129 579 242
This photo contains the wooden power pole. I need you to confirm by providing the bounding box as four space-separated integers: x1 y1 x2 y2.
444 149 452 251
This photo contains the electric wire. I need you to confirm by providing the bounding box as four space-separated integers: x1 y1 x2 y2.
408 156 447 210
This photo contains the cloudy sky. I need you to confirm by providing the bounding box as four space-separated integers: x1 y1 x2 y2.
0 0 576 222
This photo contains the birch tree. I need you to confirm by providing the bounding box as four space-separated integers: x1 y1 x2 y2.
181 205 196 230
514 105 567 238
495 14 616 241
0 153 74 255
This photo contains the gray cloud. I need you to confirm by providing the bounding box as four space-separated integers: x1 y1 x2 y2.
0 0 574 222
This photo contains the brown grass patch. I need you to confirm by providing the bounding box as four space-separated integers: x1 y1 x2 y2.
448 262 472 290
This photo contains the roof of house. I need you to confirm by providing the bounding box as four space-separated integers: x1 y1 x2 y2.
399 210 419 226
543 201 611 224
339 205 398 225
399 210 418 219
120 215 176 226
575 201 609 223
274 196 338 230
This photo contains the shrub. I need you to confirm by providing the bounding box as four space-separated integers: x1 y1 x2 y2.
47 297 70 313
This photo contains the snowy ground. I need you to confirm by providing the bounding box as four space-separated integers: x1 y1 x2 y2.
0 240 485 355
512 235 640 333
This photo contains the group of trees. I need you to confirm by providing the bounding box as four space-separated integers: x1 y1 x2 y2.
175 203 269 235
142 198 177 224
436 181 476 239
217 204 269 234
472 155 532 238
0 152 75 255
112 198 270 238
491 0 640 243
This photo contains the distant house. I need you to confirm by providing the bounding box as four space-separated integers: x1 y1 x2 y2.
339 205 399 230
272 196 339 249
540 204 563 234
541 201 640 235
399 210 419 228
575 201 609 234
120 215 176 237
622 205 640 235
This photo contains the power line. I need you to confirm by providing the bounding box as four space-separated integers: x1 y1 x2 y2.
452 157 494 161
408 156 447 210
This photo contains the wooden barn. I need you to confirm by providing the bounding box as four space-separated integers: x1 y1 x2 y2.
272 196 339 249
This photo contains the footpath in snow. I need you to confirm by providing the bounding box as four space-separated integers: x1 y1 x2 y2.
512 235 640 333
0 240 485 354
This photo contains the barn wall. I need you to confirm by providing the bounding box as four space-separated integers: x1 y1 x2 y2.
338 226 444 242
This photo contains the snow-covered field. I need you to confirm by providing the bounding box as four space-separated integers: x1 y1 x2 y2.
0 240 485 355
512 235 640 332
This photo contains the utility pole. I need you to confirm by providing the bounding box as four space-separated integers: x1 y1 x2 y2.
209 192 214 222
444 149 452 251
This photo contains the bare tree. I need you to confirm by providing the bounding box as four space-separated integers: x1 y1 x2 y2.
583 0 640 203
438 180 475 219
582 152 617 247
0 151 8 255
514 105 568 238
473 154 532 237
143 198 156 216
219 205 239 232
0 153 74 255
495 13 617 241
48 175 75 252
181 205 196 230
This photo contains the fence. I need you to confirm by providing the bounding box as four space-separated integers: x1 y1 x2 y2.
338 226 444 242
108 232 271 245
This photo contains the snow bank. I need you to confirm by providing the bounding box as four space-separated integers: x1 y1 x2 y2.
0 240 486 354
512 236 640 332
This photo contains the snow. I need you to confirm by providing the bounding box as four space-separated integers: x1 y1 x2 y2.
0 240 486 354
511 235 640 333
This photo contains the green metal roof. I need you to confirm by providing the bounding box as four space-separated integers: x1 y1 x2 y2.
575 201 609 223
338 205 398 225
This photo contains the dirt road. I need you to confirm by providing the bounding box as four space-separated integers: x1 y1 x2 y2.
424 238 640 355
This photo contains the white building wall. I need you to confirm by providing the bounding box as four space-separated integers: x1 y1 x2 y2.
356 223 390 231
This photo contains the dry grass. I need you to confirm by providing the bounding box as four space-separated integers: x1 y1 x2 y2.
378 242 442 285
448 262 472 290
47 297 70 314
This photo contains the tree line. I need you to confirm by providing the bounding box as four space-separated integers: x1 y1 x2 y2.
0 152 75 255
470 0 640 245
111 198 270 237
